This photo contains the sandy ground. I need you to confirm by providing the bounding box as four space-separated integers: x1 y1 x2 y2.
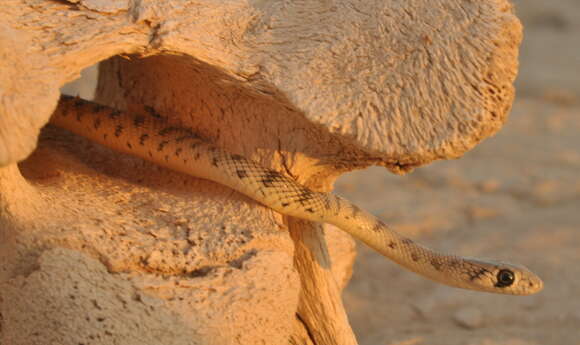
337 1 580 344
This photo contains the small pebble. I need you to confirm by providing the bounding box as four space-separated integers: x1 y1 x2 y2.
479 179 501 193
411 299 437 318
453 307 484 329
467 206 499 221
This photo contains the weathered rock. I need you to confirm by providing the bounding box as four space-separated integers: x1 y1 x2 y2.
1 0 521 171
0 0 522 344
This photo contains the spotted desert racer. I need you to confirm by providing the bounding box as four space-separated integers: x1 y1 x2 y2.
50 95 543 295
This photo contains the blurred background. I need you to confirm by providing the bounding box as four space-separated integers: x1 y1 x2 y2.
339 1 580 344
62 1 579 344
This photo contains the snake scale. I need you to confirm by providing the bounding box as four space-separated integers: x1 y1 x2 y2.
51 95 543 295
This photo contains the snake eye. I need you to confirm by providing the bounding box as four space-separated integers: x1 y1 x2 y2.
496 269 515 287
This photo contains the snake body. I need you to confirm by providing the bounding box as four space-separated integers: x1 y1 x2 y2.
50 95 543 295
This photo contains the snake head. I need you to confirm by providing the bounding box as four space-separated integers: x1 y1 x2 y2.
462 259 544 295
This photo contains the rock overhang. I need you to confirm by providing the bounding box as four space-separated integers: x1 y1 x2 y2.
1 0 521 175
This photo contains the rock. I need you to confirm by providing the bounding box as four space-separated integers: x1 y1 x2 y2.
0 0 524 344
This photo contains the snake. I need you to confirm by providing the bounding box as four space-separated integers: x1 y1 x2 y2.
50 95 543 295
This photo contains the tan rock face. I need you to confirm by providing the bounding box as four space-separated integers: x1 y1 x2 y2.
0 25 59 167
3 247 303 345
1 0 521 170
0 0 521 344
241 1 522 171
2 118 356 344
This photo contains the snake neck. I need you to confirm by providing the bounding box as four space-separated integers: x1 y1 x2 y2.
326 196 474 289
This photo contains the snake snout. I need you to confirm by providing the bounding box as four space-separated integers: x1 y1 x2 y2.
523 272 544 295
503 263 544 295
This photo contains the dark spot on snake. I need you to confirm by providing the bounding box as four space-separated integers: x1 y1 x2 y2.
260 171 280 187
211 158 219 167
133 115 145 127
144 105 162 119
236 169 248 179
139 134 149 145
296 190 315 205
372 220 386 232
175 148 183 157
114 125 123 137
190 142 201 150
103 133 108 140
194 153 200 160
430 259 443 271
351 205 362 217
175 135 193 143
305 207 315 213
281 202 289 207
388 241 397 249
157 140 169 152
91 103 105 113
76 111 83 122
93 117 101 130
158 127 181 136
183 158 188 164
231 154 244 161
411 253 420 262
148 150 153 158
468 267 489 282
402 239 413 245
164 154 169 162
126 142 132 149
449 260 461 269
109 110 121 119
